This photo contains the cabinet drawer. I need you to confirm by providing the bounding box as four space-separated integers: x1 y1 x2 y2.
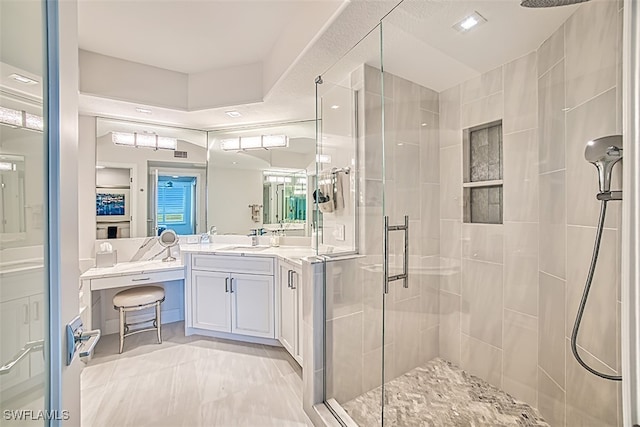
192 255 274 276
90 269 185 291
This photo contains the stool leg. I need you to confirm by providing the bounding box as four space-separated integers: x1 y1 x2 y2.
118 307 125 354
156 301 162 344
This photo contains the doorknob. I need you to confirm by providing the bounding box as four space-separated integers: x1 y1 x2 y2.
66 315 101 365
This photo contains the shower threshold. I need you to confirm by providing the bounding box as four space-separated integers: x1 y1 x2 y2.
341 358 549 426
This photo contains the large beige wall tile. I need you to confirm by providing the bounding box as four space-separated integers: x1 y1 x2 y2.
420 110 440 184
539 170 566 279
537 24 564 78
393 75 420 144
538 60 565 174
504 52 537 134
566 339 620 426
461 334 502 389
440 145 462 220
461 92 503 129
461 66 502 104
461 224 504 264
566 225 618 371
419 325 439 365
325 313 363 403
439 290 461 365
363 93 384 180
440 219 461 294
461 259 503 349
504 129 539 222
420 258 440 331
565 88 618 228
421 183 439 257
538 368 566 427
539 272 566 389
504 222 538 316
420 86 439 114
503 309 538 408
439 85 461 148
325 259 362 320
565 0 617 109
392 296 421 378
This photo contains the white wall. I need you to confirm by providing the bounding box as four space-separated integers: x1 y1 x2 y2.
208 167 263 235
78 115 96 260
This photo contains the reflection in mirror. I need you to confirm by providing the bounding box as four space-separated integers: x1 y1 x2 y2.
96 118 207 238
207 121 315 236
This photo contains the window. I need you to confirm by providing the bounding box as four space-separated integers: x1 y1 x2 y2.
463 120 503 224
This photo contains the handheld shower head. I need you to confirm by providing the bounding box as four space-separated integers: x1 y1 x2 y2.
584 135 622 193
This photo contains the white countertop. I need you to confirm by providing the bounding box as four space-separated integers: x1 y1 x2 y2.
180 244 317 266
80 259 185 280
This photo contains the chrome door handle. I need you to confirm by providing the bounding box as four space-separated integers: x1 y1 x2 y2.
132 277 151 282
78 329 101 358
383 215 409 294
230 277 235 293
0 340 44 375
66 315 102 365
225 276 229 293
287 270 293 288
291 271 297 290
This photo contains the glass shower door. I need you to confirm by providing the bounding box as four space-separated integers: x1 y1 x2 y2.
0 0 51 424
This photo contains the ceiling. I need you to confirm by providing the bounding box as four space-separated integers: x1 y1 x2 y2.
75 0 581 129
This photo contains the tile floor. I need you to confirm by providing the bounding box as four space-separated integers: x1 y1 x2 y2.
342 358 549 427
81 321 311 427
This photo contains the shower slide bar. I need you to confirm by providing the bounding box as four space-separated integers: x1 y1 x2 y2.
383 215 409 294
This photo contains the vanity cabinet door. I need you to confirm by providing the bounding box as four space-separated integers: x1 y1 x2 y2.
293 265 303 364
0 297 31 392
230 273 274 339
191 271 231 333
278 262 296 356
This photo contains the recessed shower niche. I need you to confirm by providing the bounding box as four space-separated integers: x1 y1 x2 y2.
463 120 503 224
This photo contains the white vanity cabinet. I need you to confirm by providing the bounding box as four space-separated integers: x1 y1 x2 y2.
189 255 275 339
278 260 303 364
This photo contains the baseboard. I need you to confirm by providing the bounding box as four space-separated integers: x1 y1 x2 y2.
104 308 183 335
185 327 282 347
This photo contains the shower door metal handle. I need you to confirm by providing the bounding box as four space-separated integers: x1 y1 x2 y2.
383 215 409 294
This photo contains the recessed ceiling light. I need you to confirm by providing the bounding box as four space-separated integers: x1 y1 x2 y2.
330 105 340 110
453 11 487 32
135 107 152 114
9 73 38 85
95 165 105 169
225 111 242 118
232 161 238 164
397 143 404 146
421 123 428 127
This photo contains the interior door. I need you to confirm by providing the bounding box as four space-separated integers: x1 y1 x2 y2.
0 0 52 422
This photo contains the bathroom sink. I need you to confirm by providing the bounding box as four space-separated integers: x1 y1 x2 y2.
219 245 270 252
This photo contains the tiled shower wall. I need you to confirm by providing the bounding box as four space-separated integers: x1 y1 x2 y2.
439 1 623 425
324 64 441 404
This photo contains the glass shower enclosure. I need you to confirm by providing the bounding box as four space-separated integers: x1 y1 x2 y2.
317 0 625 425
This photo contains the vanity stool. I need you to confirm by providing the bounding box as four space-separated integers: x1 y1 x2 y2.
112 286 165 353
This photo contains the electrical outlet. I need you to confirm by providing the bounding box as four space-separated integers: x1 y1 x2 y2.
335 224 345 241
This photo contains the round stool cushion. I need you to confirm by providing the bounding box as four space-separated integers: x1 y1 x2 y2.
113 286 165 308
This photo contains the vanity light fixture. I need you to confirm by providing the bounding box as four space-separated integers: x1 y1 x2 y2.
316 154 332 163
0 106 44 131
112 132 177 150
220 135 288 151
9 73 38 85
453 11 487 32
330 105 340 110
225 110 242 118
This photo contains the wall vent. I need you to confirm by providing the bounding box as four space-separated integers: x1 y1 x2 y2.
174 150 188 158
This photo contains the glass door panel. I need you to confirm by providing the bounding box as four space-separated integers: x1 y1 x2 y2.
318 24 386 426
0 0 49 424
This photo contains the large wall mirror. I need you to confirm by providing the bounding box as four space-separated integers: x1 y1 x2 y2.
95 118 207 238
207 121 315 236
